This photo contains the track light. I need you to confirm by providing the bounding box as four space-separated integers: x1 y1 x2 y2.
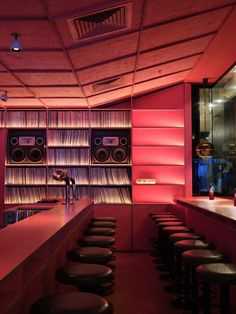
10 33 22 52
0 91 8 102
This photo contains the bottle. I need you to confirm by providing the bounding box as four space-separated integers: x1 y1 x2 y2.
209 185 215 200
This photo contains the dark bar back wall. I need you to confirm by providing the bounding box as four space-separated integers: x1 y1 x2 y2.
0 83 192 250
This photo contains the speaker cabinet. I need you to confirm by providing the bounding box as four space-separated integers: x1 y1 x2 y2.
8 130 46 164
91 129 130 164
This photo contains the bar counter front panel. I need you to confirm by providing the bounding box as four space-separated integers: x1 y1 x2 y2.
175 197 236 262
0 199 93 314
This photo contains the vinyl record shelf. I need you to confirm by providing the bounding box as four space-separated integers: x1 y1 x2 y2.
3 109 132 205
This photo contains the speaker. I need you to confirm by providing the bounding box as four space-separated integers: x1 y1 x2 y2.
8 130 46 164
92 130 130 164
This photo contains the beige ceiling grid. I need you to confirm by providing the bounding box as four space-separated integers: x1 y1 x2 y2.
0 0 236 108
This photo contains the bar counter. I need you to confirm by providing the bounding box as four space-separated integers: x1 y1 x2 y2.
174 196 236 262
0 198 93 314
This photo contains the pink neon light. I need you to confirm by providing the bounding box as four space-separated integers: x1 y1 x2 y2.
132 109 184 127
133 165 185 185
132 128 184 146
132 147 185 165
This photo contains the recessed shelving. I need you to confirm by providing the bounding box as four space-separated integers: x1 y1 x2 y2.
4 109 131 205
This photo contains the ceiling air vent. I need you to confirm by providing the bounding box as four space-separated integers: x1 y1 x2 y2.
67 3 132 41
92 77 123 93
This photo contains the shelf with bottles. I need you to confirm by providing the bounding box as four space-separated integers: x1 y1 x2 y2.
6 110 47 128
48 110 90 128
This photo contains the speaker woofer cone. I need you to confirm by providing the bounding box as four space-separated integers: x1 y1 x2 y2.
28 147 44 162
94 147 110 163
10 147 26 162
112 147 128 163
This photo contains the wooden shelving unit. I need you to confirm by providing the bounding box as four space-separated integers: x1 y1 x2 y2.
3 109 131 204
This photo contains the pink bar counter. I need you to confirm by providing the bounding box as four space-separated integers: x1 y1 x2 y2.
0 199 93 314
175 196 236 262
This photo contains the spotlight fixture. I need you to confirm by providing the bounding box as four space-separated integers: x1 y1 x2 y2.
10 33 22 52
0 91 8 102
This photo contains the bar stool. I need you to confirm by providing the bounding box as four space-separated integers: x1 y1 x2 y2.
154 217 181 224
182 250 224 313
152 214 176 220
173 240 211 291
78 235 115 248
196 263 236 314
85 228 116 237
55 263 114 296
88 221 116 229
30 292 113 314
91 217 116 223
67 247 115 265
149 212 173 218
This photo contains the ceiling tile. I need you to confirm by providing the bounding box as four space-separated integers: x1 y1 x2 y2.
0 72 22 85
140 7 231 52
83 74 133 97
1 87 33 97
77 57 135 85
15 72 78 85
88 86 132 107
42 98 88 108
144 0 235 26
30 86 83 97
135 55 200 83
137 35 213 69
2 98 44 108
69 32 139 69
0 52 70 70
133 70 191 95
0 0 45 16
0 21 61 49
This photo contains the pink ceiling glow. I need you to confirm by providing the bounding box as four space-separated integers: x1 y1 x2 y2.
0 0 235 108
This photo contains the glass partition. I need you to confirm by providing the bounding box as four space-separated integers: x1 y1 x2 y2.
193 65 236 195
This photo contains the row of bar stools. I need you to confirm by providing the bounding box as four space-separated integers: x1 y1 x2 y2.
30 216 116 313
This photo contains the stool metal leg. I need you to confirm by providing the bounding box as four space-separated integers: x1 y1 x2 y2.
220 284 229 314
191 267 199 314
202 282 211 314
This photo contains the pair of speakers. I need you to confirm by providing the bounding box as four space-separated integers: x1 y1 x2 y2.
8 130 46 164
91 130 130 164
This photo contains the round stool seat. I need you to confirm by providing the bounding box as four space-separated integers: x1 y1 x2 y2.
91 217 116 223
169 232 202 243
154 217 180 224
89 221 116 229
56 263 113 287
85 228 115 236
150 212 172 217
174 239 211 252
152 214 175 219
30 291 113 314
67 247 114 264
162 226 191 235
78 236 115 248
196 263 236 285
182 249 224 265
157 221 184 229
